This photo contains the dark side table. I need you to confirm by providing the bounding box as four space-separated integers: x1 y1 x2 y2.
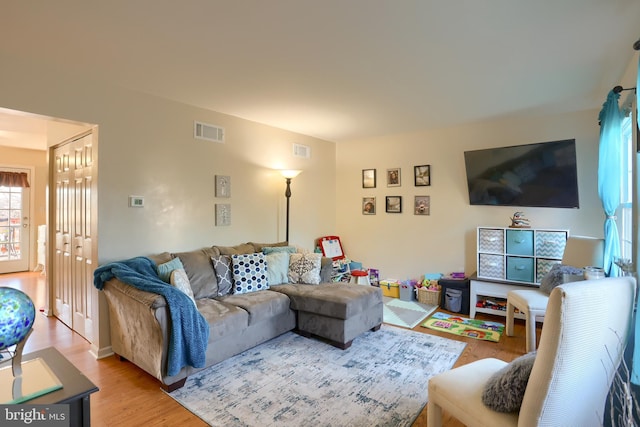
438 277 471 314
22 347 99 427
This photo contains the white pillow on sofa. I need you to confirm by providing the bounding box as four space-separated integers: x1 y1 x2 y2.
169 268 197 306
288 253 322 285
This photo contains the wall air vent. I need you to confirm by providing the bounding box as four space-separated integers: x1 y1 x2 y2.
293 143 311 158
194 121 225 143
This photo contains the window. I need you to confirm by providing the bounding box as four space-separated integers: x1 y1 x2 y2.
617 114 633 262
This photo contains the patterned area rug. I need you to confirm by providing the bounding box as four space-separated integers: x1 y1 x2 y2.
421 312 505 342
167 325 466 427
383 296 438 328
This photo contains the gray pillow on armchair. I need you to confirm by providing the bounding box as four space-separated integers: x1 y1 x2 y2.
482 351 537 412
539 264 584 294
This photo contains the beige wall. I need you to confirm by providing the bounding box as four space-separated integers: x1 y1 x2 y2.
336 109 602 280
0 56 337 264
0 55 337 355
0 146 47 269
94 92 337 262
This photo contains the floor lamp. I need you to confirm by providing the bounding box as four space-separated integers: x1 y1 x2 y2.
280 170 302 242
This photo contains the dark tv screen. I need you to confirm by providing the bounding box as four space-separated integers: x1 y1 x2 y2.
464 139 579 208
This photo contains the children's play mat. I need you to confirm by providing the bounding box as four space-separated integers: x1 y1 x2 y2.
421 312 504 342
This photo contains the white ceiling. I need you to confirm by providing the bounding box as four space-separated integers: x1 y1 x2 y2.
1 1 639 149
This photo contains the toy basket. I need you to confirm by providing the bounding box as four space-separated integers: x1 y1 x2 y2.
417 287 441 306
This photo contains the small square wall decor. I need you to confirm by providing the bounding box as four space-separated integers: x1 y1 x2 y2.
215 204 231 226
215 175 231 198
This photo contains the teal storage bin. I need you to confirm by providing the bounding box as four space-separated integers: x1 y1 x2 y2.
506 229 534 256
506 256 534 282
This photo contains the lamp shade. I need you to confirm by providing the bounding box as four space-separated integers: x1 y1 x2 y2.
280 169 302 179
0 287 35 351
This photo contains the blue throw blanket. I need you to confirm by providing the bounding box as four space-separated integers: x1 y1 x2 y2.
93 256 209 377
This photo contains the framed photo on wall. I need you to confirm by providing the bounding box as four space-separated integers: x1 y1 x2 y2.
387 168 401 187
362 197 376 215
362 169 376 188
385 196 402 213
414 165 430 186
414 196 430 215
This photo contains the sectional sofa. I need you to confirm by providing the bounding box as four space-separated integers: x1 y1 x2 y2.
96 241 383 391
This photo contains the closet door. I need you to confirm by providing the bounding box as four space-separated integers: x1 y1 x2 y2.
54 142 72 328
53 133 96 341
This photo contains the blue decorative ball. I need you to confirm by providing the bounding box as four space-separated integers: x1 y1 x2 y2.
0 287 36 351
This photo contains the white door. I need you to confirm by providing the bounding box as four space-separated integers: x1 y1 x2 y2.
53 133 96 341
0 167 31 273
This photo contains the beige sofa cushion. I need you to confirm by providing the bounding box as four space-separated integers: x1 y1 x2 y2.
271 283 382 320
218 290 291 326
148 252 173 266
215 243 255 255
195 298 249 341
320 256 334 283
173 247 220 299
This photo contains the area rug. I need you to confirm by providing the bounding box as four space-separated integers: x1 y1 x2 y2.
421 312 505 342
383 296 438 329
167 325 466 427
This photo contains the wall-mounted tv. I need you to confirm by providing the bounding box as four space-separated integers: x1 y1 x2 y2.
464 139 579 208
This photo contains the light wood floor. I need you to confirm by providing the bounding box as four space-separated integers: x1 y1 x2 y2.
1 272 540 427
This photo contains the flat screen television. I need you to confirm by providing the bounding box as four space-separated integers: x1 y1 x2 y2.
464 139 579 208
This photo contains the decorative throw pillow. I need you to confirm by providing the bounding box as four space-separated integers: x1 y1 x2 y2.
288 253 322 285
540 264 584 294
262 245 297 255
481 351 536 412
169 268 197 306
231 253 269 295
157 257 184 283
250 241 290 253
266 252 290 285
212 255 234 296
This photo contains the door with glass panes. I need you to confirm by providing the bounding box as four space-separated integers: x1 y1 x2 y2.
0 168 30 273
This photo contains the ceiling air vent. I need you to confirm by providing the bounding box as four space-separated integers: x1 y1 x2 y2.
194 121 225 143
293 143 311 158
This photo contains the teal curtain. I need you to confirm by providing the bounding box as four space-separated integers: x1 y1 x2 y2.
597 90 622 277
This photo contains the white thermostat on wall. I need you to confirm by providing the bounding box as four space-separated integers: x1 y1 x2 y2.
129 196 145 208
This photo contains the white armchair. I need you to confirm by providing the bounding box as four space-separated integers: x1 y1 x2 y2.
427 276 636 427
506 235 605 352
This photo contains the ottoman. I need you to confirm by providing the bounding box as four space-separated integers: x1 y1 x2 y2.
271 283 383 349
